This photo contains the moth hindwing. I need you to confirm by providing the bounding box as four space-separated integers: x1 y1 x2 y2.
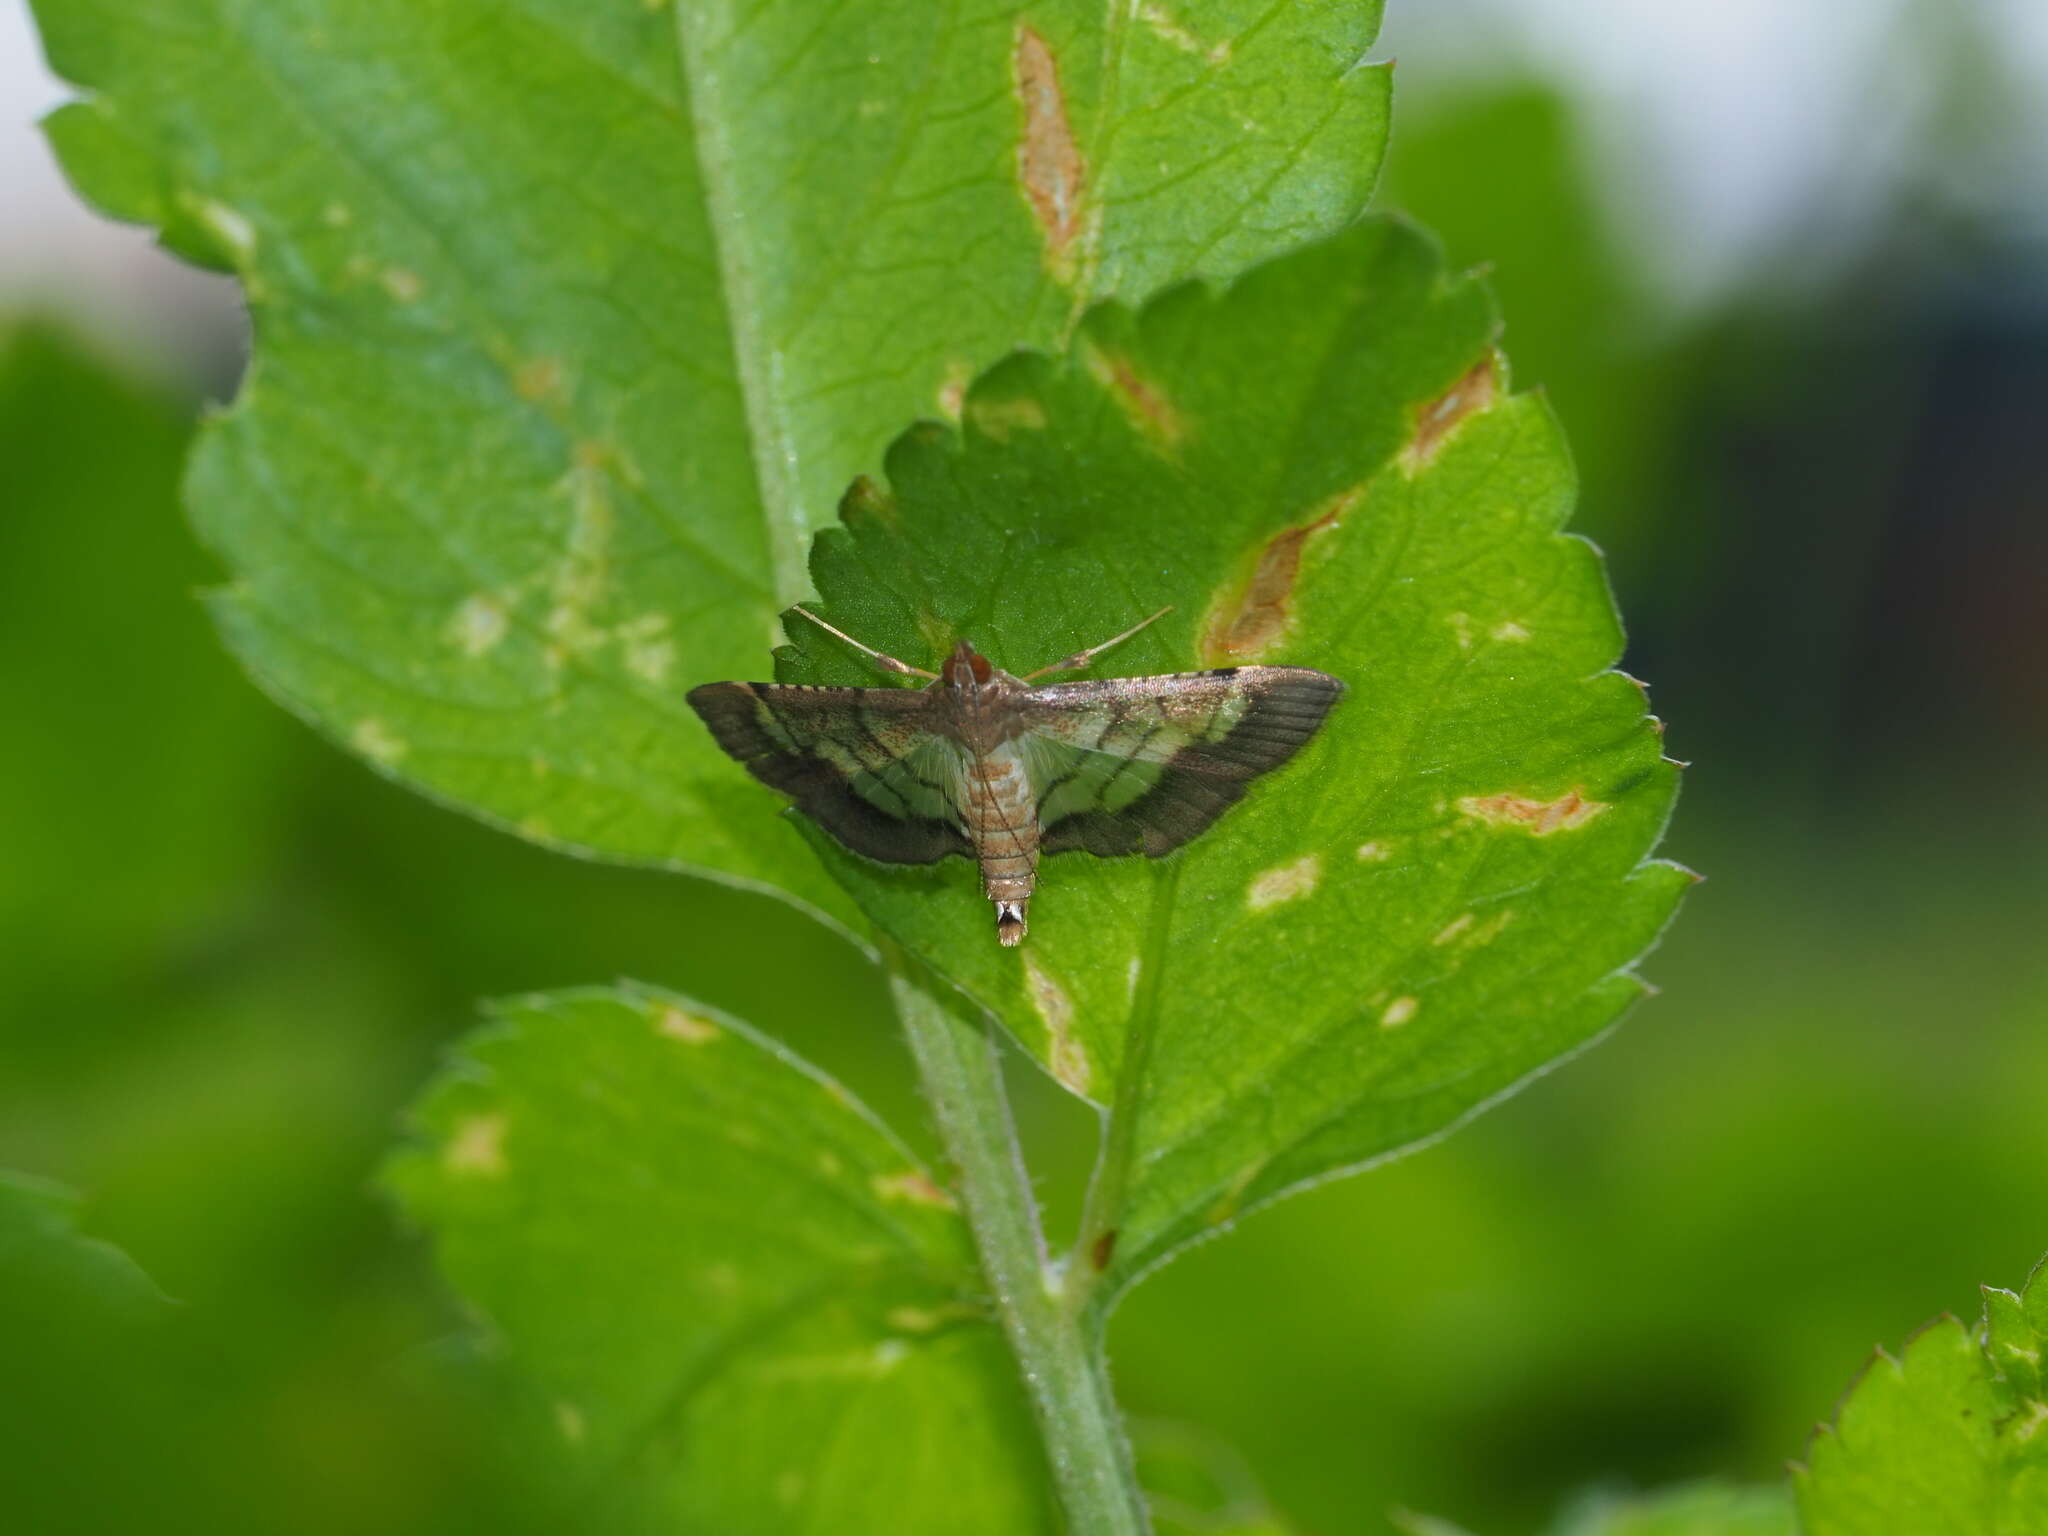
687 617 1342 946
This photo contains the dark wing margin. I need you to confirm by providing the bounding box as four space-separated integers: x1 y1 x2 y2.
686 682 970 864
1024 667 1343 857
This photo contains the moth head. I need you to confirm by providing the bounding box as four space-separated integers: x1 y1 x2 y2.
994 899 1029 947
941 642 994 689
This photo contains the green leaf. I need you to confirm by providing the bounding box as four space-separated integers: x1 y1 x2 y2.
1393 1482 1794 1536
1547 1484 1797 1536
1795 1255 2048 1535
30 0 1391 933
385 984 1053 1534
1134 1421 1300 1535
0 1171 169 1323
781 217 1687 1291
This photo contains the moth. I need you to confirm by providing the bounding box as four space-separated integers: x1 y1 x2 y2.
687 607 1343 946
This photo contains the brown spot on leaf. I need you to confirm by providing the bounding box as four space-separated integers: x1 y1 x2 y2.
1203 486 1362 659
1458 787 1609 835
1013 27 1086 273
1084 345 1186 449
514 357 564 402
1090 1228 1119 1271
1401 352 1500 473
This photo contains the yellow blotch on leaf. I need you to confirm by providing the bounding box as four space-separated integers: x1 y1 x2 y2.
447 594 508 657
1247 854 1321 911
351 718 408 765
514 357 565 402
873 1170 955 1210
967 393 1048 441
445 1112 507 1176
554 1401 586 1445
656 1006 719 1044
1024 954 1090 1098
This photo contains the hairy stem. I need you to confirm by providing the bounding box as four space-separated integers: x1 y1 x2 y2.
884 941 1149 1536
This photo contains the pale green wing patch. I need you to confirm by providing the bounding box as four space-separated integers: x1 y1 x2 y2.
778 218 1688 1291
1025 729 1172 829
385 984 1053 1534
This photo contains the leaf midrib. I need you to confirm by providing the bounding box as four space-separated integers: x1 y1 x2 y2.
672 4 811 612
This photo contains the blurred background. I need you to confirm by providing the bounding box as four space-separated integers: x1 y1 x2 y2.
4 0 2045 1531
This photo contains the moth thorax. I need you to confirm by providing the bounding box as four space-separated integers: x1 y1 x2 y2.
994 899 1029 947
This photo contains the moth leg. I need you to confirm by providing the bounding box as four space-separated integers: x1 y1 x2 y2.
787 606 939 680
1023 605 1173 681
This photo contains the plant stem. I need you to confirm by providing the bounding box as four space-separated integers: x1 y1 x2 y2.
884 941 1150 1536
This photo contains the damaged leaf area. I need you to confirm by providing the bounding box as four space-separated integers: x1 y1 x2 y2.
385 985 1053 1535
779 219 1688 1297
1795 1254 2048 1535
32 0 1390 927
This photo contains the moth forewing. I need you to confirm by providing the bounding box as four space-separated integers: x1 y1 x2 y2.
687 637 1344 945
685 680 970 864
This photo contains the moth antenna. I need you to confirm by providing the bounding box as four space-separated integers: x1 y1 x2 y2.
787 606 939 679
1023 605 1174 681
